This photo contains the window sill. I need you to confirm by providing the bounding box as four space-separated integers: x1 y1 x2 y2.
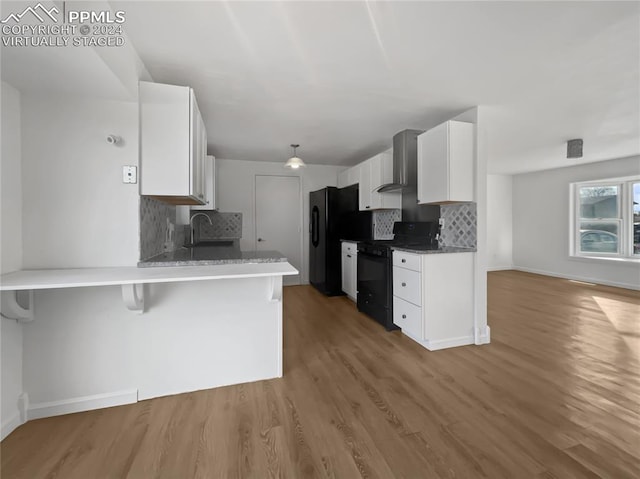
569 254 640 265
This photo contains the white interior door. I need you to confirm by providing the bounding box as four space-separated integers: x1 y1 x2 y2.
255 175 302 286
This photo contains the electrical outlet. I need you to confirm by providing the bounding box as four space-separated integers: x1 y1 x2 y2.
122 166 137 184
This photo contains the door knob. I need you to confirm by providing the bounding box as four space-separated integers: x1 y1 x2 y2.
401 282 406 287
257 238 264 242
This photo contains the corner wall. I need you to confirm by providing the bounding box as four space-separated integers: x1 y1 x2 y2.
1 81 24 440
487 174 513 270
512 156 640 289
20 94 140 268
216 159 343 284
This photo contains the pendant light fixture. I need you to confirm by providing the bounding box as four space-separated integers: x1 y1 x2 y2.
284 144 306 169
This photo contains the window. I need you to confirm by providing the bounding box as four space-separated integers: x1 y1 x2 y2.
571 177 640 260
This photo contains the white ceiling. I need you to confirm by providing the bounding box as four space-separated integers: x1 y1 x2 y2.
3 1 639 174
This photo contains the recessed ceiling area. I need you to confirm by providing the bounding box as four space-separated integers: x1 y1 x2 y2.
3 1 639 174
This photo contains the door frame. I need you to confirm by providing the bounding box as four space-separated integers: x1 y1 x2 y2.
253 174 304 285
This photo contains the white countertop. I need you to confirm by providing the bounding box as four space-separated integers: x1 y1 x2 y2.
0 262 299 291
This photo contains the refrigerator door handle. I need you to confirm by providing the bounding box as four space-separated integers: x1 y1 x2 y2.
311 206 320 247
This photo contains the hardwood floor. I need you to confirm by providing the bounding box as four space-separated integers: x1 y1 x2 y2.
2 271 639 478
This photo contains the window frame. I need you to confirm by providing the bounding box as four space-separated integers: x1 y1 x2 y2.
570 176 640 261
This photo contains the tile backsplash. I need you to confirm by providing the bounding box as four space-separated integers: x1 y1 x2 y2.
140 196 176 260
140 199 243 260
440 203 477 248
192 211 243 240
373 209 402 240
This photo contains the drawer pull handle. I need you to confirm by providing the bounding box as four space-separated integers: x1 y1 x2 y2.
401 259 406 263
402 314 406 319
401 282 406 287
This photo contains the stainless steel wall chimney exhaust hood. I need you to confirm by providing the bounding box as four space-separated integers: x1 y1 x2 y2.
376 129 424 193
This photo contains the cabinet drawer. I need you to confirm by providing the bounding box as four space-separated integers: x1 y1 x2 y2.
393 267 421 306
393 251 421 272
393 296 423 340
342 241 357 254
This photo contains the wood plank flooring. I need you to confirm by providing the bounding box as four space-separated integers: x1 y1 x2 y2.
2 270 639 478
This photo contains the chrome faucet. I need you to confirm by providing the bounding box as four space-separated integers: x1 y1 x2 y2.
189 212 213 245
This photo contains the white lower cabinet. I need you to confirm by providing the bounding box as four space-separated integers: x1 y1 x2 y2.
341 241 358 301
392 250 474 351
393 296 422 339
392 267 422 307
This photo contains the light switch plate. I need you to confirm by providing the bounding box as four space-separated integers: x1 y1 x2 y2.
122 166 137 184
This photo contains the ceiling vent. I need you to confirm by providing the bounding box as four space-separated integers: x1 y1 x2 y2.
567 139 583 158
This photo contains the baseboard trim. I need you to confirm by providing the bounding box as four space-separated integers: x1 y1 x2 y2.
1 411 22 441
423 335 475 351
486 265 514 272
513 267 640 291
27 389 138 421
476 325 491 345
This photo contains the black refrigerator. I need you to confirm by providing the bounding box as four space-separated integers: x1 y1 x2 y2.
309 185 366 295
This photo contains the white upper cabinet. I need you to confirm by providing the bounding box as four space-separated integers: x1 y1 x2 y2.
140 81 207 205
417 120 474 205
191 155 217 211
358 160 372 211
369 149 401 210
338 149 400 211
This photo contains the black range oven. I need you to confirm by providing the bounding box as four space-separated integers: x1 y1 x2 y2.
357 241 396 330
356 221 439 331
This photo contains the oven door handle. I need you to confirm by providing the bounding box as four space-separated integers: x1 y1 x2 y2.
357 252 390 265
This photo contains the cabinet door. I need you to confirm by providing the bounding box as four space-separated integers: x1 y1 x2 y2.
210 156 217 210
358 161 372 211
191 155 216 211
417 122 448 205
345 253 355 298
350 252 358 300
341 243 357 299
448 122 474 202
368 155 383 210
393 296 423 340
189 91 206 203
341 251 349 295
140 82 190 196
417 121 474 204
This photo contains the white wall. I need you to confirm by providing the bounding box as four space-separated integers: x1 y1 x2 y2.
21 94 139 268
1 81 24 440
513 156 640 289
487 174 513 270
1 82 23 274
216 159 343 284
